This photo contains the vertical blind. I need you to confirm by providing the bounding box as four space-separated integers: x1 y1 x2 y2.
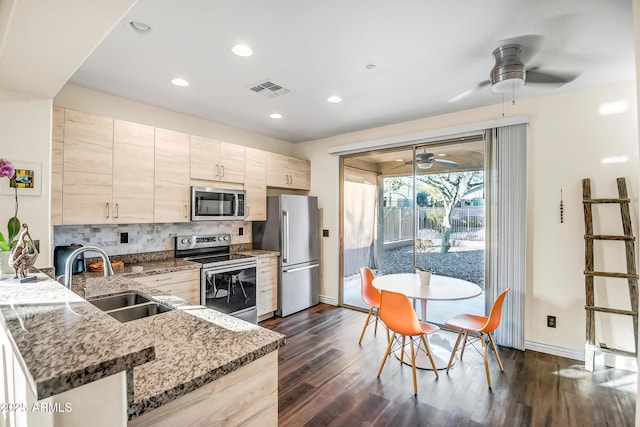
487 124 527 350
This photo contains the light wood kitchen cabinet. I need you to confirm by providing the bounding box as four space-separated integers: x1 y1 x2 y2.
244 147 267 221
266 152 310 190
59 111 156 225
190 135 245 184
51 106 64 226
62 109 114 225
155 128 190 223
257 256 278 318
113 120 155 223
130 269 200 304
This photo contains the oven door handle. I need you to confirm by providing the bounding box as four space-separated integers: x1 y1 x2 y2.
202 263 257 274
283 263 319 273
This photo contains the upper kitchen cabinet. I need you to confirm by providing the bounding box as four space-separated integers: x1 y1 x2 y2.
266 152 310 190
155 128 190 223
51 106 64 226
113 120 155 223
244 147 267 221
59 110 156 225
62 110 114 225
190 136 245 184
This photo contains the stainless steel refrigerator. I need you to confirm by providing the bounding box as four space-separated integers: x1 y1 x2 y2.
252 195 319 317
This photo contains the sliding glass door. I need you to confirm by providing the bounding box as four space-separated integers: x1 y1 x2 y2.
340 138 487 325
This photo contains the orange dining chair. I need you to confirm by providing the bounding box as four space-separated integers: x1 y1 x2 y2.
445 287 511 388
377 290 439 395
358 267 383 344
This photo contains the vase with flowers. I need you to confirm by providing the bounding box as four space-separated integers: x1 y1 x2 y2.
0 158 21 275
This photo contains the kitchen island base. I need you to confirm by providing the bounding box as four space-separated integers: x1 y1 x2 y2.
128 350 278 427
1 324 128 427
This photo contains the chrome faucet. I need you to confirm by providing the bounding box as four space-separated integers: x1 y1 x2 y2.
63 245 114 289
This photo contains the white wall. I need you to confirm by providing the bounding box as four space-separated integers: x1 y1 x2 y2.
294 81 639 354
0 90 52 267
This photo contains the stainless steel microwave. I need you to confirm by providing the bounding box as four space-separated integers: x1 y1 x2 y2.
191 187 246 221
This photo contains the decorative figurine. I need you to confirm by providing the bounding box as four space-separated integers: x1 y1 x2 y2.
8 223 38 281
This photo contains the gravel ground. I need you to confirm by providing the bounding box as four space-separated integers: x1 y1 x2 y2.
378 245 485 289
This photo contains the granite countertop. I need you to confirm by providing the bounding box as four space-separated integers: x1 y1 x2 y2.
0 268 285 420
75 257 201 280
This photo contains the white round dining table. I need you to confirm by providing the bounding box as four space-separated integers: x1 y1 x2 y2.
372 273 482 370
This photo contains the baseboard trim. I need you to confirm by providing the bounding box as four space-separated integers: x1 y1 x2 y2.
319 295 338 305
525 340 637 371
525 340 584 361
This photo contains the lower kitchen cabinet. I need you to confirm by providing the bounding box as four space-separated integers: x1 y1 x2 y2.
130 270 200 304
257 256 278 319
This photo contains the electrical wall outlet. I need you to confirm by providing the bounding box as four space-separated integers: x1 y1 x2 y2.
239 227 244 236
547 315 556 328
120 232 129 244
322 229 329 237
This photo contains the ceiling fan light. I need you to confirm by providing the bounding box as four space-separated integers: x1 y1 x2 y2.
416 162 433 170
491 77 525 93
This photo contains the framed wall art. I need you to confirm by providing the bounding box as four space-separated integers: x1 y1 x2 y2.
0 161 42 196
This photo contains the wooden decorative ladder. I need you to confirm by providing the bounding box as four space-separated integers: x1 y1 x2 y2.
582 177 638 371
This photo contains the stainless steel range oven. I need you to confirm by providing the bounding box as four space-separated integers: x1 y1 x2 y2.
175 234 258 324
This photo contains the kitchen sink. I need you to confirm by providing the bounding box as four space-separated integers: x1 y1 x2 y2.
88 292 153 311
88 292 174 323
106 303 173 323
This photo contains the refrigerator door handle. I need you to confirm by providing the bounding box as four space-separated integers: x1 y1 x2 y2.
283 211 289 263
283 263 320 273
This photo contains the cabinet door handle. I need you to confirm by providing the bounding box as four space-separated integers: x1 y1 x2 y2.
289 174 293 186
115 203 119 219
184 204 188 218
215 164 219 178
221 165 224 177
105 203 110 219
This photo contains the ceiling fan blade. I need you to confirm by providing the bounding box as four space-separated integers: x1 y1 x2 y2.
448 81 490 103
433 159 458 167
526 68 579 86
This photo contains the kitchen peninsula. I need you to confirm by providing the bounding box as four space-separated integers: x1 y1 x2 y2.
0 268 285 427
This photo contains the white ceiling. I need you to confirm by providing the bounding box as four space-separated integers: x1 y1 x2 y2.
68 0 636 143
0 0 137 98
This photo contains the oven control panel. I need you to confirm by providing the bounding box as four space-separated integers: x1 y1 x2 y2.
176 234 231 251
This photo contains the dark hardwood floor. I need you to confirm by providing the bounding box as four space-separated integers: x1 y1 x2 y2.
260 304 636 427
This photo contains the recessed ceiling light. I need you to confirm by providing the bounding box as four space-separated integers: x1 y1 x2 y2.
437 153 447 157
232 44 253 57
171 78 189 87
270 113 283 119
395 159 403 162
327 96 342 103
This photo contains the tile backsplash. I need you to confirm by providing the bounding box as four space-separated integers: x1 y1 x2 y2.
54 221 252 256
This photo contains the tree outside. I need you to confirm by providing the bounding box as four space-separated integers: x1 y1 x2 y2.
416 171 483 252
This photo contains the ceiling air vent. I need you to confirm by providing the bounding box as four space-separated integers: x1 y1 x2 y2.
249 80 290 98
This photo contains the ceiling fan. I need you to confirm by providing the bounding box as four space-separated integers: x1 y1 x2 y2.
451 35 580 101
393 149 458 170
488 40 579 93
